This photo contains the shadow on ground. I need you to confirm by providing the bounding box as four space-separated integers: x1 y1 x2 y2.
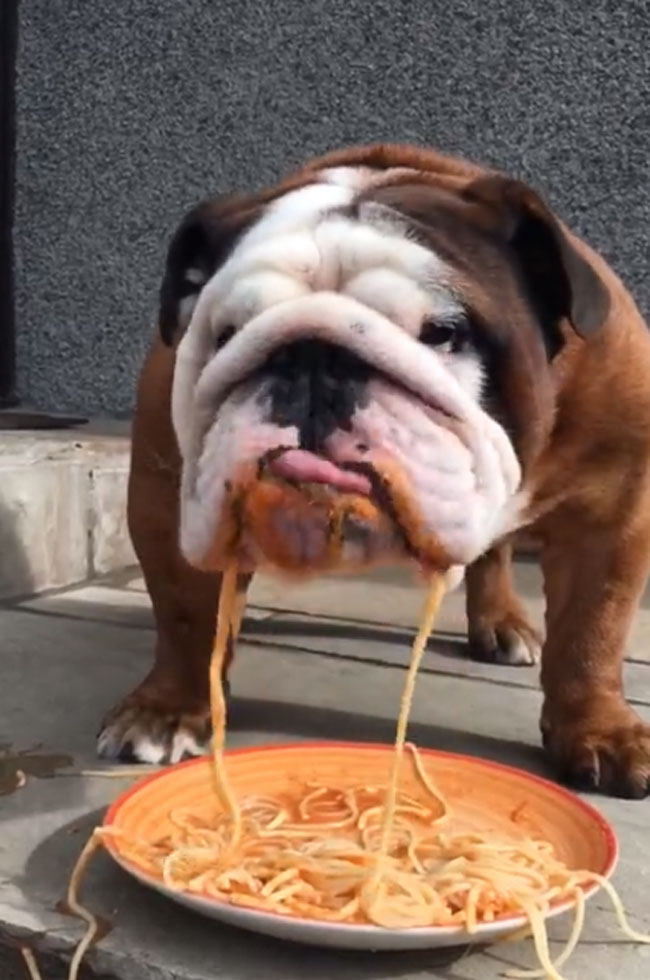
228 695 548 777
247 614 461 648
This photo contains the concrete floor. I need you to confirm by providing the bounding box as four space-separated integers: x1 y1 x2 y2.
2 563 650 979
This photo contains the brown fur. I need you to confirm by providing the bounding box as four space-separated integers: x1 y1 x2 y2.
104 143 650 797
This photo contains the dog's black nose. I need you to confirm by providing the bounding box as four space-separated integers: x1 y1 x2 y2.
263 340 370 450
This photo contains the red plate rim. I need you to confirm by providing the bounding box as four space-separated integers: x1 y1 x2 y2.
102 741 619 933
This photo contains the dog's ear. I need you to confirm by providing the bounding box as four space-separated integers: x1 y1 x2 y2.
158 195 259 346
463 176 609 346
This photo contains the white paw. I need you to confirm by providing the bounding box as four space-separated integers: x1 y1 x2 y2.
469 618 542 667
97 701 211 764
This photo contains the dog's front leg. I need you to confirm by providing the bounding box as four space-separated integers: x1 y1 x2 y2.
97 341 251 764
540 517 650 798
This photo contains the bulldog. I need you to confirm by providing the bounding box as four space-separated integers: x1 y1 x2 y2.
99 143 650 798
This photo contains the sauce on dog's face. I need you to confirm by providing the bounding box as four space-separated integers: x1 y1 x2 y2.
165 157 604 577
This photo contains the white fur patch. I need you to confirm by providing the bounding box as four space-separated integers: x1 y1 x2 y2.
439 350 484 404
181 381 299 565
96 727 166 764
499 488 533 540
96 723 208 764
129 735 167 765
321 165 420 190
322 166 377 189
240 182 354 251
185 267 207 285
345 268 440 337
169 730 206 763
179 294 199 329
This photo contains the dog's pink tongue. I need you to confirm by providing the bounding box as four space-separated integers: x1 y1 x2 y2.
269 449 371 495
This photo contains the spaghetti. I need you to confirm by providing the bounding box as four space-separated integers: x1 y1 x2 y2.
41 565 650 980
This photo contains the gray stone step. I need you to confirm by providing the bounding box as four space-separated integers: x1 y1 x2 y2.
0 426 134 600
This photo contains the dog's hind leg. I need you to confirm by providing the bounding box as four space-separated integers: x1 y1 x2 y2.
465 539 541 667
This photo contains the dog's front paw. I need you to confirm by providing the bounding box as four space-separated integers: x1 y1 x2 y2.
96 682 226 764
468 608 541 666
542 697 650 799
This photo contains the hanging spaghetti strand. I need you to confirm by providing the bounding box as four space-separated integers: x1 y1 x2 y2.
370 576 446 893
208 561 242 846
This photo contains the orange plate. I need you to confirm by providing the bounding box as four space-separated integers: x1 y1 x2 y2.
103 742 618 950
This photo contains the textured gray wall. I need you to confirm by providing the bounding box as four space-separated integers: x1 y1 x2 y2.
14 0 650 417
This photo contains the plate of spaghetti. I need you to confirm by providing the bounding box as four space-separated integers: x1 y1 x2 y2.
101 740 618 954
54 569 649 980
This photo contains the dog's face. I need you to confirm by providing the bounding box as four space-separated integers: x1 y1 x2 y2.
161 149 608 577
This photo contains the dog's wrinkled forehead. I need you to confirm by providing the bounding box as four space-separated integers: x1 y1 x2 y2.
185 172 466 343
162 146 609 364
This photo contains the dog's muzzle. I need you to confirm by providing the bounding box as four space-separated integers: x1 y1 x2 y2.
172 291 521 578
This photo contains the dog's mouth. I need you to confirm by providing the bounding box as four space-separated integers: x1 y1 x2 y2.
253 443 422 571
264 448 373 496
237 338 462 572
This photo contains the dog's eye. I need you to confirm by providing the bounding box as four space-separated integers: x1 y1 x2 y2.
420 317 470 354
216 325 236 351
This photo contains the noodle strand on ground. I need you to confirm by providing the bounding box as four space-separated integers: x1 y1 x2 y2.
65 830 105 980
20 947 43 980
505 888 584 979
